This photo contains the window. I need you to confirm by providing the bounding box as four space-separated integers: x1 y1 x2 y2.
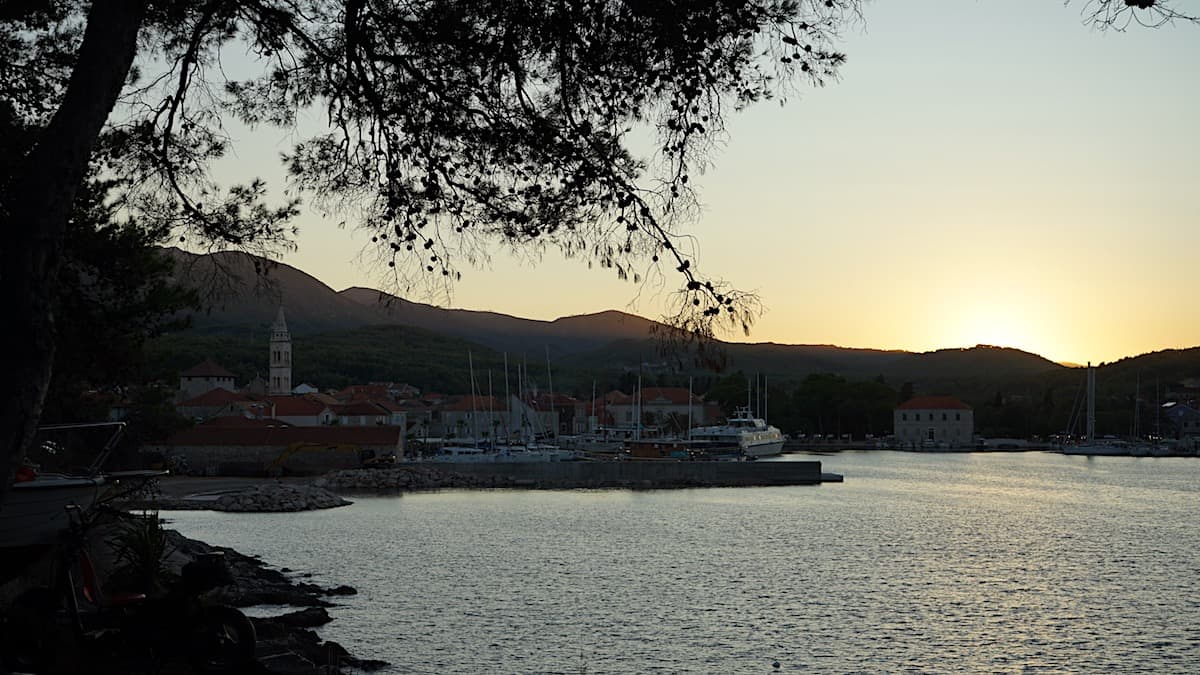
902 413 907 421
956 413 961 421
942 413 947 421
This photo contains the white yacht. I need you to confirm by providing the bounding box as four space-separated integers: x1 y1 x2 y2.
689 407 785 458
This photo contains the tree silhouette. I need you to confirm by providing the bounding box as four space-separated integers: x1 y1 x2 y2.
1 0 1197 503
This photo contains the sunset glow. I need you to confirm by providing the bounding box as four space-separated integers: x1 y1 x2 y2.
239 0 1199 366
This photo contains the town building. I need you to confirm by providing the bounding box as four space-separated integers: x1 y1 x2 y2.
176 387 253 421
264 396 336 426
605 387 717 434
146 424 404 476
894 396 975 448
1162 401 1200 440
178 358 237 401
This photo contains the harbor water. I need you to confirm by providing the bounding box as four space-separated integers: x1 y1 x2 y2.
165 451 1200 673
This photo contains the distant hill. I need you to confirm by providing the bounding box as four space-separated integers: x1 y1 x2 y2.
165 248 663 356
164 248 374 335
338 287 661 356
161 249 1200 399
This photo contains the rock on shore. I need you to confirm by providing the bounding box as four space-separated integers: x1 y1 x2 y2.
212 483 351 512
166 530 387 673
132 482 351 512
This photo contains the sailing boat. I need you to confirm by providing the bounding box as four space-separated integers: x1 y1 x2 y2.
1062 364 1145 456
431 351 579 462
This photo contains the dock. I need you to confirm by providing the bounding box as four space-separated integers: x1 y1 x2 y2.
420 459 836 489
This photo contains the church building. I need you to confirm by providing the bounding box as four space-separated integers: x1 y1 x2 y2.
269 307 293 396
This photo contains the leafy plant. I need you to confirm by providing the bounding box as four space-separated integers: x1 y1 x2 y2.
107 512 177 595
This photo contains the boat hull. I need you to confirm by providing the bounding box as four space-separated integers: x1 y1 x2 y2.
742 439 786 458
0 476 103 547
1062 444 1133 456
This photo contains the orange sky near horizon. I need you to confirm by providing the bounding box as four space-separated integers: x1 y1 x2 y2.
205 1 1199 367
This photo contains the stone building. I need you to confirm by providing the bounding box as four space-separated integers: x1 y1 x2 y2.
894 396 974 449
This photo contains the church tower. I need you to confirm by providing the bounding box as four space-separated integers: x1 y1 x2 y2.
269 307 292 396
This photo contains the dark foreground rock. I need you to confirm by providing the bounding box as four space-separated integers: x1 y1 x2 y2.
165 530 387 673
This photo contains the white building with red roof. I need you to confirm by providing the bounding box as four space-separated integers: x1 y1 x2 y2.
176 386 252 421
606 387 716 433
894 396 974 449
265 395 336 426
178 358 237 401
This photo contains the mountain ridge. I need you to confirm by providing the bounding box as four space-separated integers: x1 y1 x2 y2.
163 248 1187 387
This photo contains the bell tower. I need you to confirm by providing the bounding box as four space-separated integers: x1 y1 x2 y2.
269 307 292 395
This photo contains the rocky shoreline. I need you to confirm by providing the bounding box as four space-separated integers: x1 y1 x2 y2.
165 529 387 674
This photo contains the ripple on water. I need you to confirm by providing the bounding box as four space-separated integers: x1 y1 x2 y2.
164 452 1200 673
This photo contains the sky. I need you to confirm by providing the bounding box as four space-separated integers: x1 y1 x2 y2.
211 0 1200 366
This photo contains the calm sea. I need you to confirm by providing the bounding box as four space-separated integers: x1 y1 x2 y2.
164 452 1200 674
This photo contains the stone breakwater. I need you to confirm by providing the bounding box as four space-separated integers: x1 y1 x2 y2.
213 484 350 512
313 465 514 492
133 483 351 512
315 459 829 492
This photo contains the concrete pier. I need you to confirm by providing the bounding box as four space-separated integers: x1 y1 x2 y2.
420 459 833 489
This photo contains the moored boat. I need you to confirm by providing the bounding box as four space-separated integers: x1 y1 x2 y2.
689 407 785 458
1 422 126 548
1 473 105 547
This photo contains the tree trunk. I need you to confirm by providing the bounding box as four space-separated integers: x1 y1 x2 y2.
0 0 147 509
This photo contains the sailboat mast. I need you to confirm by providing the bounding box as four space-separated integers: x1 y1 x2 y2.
688 376 693 441
546 345 556 443
504 353 511 444
757 373 762 419
1086 362 1096 442
468 350 478 443
1134 374 1140 439
636 374 642 441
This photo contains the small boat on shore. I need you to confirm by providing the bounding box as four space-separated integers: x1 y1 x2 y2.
0 422 126 548
1 473 106 547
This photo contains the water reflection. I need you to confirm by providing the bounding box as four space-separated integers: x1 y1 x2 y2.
167 452 1200 673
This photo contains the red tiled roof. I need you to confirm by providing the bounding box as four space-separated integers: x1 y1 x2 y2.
897 396 971 411
332 401 388 416
373 399 407 412
161 425 404 447
334 384 390 401
604 391 632 404
181 358 236 378
199 416 292 428
442 395 508 412
178 388 251 407
266 396 329 416
638 387 703 405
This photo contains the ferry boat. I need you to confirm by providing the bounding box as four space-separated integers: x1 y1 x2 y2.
689 407 785 458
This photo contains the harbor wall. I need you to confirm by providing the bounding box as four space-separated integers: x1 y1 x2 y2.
420 460 826 488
